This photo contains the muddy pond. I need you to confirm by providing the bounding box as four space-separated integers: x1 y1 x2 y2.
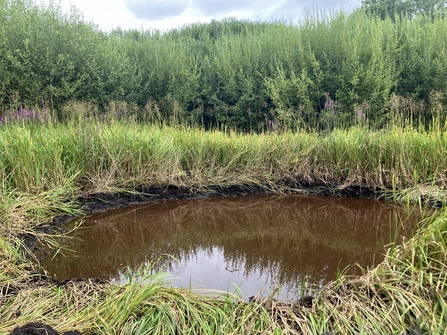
37 194 422 300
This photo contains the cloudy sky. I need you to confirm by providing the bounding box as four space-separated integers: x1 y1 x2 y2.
44 0 363 32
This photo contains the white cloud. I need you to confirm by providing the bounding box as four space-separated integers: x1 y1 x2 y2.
124 0 189 20
41 0 363 32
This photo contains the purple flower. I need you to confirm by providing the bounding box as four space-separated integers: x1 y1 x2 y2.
356 109 365 119
268 119 280 131
324 95 338 116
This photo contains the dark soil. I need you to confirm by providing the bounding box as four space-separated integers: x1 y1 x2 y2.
9 322 81 335
65 183 378 221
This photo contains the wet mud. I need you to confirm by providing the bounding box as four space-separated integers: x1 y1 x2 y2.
9 322 81 335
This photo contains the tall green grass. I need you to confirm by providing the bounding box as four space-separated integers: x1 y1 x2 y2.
0 118 445 296
1 121 446 202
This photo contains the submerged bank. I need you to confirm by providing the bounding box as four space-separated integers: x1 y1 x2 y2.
1 123 447 334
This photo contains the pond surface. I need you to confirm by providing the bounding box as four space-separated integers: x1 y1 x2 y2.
38 194 421 300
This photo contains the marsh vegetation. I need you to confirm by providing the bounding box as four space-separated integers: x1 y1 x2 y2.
1 118 446 334
1 0 447 334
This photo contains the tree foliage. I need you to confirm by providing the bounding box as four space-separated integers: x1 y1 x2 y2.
361 0 447 19
1 0 447 130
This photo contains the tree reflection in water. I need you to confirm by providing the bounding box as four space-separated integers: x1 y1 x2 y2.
38 194 421 300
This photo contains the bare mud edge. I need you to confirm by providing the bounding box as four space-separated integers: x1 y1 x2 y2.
26 182 378 247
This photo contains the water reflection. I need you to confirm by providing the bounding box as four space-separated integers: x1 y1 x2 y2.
38 194 420 299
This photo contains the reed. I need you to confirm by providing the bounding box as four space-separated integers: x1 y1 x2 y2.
1 120 446 212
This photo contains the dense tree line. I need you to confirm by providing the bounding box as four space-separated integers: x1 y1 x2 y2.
1 0 447 130
361 0 446 20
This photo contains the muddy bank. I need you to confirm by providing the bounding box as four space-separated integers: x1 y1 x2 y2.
22 183 378 250
53 182 378 225
22 181 446 252
2 277 105 335
9 322 81 335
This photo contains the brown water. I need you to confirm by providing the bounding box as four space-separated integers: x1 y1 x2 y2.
38 194 420 300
